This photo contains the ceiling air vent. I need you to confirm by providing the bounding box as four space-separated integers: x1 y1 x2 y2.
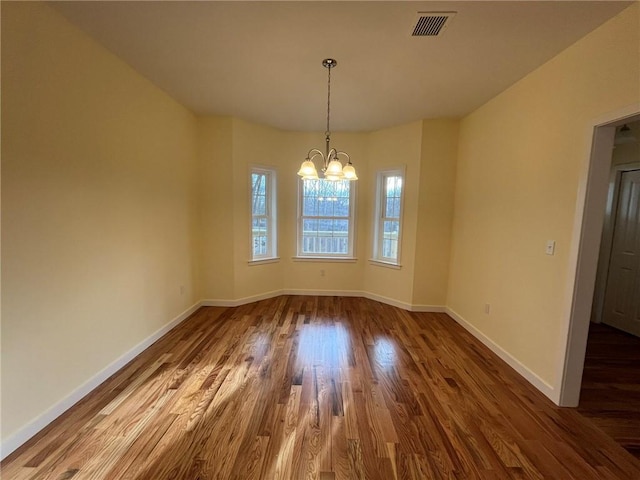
412 12 456 37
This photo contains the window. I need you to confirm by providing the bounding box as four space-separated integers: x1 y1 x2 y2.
250 167 277 261
372 169 404 265
298 179 355 257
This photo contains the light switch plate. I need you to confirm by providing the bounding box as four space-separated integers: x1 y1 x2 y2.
545 240 556 255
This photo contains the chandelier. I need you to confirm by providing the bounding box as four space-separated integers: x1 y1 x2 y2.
297 59 357 181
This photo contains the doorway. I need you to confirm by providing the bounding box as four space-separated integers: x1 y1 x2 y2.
576 120 640 454
593 152 640 336
558 108 640 408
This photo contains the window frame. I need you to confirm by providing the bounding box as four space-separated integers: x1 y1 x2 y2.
296 178 357 259
371 167 405 267
249 166 278 263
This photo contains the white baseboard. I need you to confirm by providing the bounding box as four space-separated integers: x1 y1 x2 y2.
361 291 413 310
203 289 365 307
362 291 446 312
201 289 284 307
0 301 201 461
445 307 556 403
283 288 363 297
203 289 446 314
411 305 447 313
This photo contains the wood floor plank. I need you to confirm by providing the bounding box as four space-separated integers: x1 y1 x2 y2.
3 296 640 479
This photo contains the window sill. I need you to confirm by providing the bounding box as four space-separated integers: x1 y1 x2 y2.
248 257 280 266
292 256 357 263
369 259 402 270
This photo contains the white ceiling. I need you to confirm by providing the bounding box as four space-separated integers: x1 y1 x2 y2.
52 1 632 132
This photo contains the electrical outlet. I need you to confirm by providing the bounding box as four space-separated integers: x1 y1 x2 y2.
320 269 325 277
484 303 491 314
180 285 185 295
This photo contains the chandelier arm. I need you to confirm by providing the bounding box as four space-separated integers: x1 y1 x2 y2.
327 147 339 159
334 151 351 163
306 149 325 160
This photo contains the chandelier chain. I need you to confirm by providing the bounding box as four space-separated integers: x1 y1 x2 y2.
325 65 331 138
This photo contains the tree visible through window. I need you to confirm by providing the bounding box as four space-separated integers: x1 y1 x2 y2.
299 179 354 256
251 168 276 260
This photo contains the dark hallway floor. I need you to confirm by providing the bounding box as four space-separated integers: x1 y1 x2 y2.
578 322 640 459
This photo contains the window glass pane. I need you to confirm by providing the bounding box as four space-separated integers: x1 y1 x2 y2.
334 219 349 234
252 173 265 195
382 238 396 259
384 197 393 218
385 176 394 195
253 196 265 216
303 218 319 233
252 217 268 256
396 177 402 195
253 235 267 256
334 196 349 217
392 198 401 218
253 217 267 231
382 220 399 259
251 173 267 216
251 169 276 260
318 195 335 216
383 176 402 218
387 176 402 198
256 174 267 195
304 180 318 196
303 195 318 216
383 220 398 236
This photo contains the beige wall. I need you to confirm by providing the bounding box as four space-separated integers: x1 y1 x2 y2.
1 3 199 441
197 116 235 300
448 3 640 388
413 120 459 307
231 119 286 299
361 122 423 305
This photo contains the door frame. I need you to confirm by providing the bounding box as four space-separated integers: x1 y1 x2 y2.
557 103 640 407
592 162 640 325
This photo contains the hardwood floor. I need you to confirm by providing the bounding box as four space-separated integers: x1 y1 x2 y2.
578 322 640 460
3 296 640 479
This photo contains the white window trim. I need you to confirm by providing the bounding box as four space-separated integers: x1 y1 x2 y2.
292 256 357 263
297 178 357 258
250 166 278 262
248 257 280 266
371 167 405 266
369 259 402 269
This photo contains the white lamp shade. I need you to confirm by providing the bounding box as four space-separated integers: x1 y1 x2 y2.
297 160 319 179
342 164 358 180
325 159 344 179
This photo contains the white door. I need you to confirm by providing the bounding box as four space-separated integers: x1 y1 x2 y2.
602 169 640 336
